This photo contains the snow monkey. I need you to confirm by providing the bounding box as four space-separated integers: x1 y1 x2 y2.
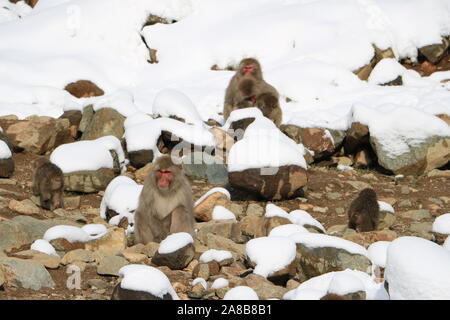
32 157 64 211
134 156 195 244
348 188 380 232
255 92 282 127
223 57 280 121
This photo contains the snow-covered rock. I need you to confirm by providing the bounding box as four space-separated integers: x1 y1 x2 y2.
223 286 259 300
152 233 195 270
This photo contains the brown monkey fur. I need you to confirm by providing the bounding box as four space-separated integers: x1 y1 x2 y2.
255 92 282 127
32 157 64 211
320 293 347 300
348 188 380 232
134 156 195 244
223 58 279 121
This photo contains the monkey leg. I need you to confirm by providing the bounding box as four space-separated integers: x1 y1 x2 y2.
169 206 195 236
50 191 63 211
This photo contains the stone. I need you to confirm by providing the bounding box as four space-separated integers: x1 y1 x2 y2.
265 217 292 235
346 180 372 191
6 116 72 155
343 230 398 247
121 252 148 263
8 199 40 215
399 209 431 220
343 122 370 154
192 263 210 280
409 222 433 240
64 80 104 98
194 191 230 222
379 211 396 229
128 150 154 169
96 255 129 276
229 165 308 200
427 169 450 178
0 257 55 290
111 283 174 300
63 196 81 210
327 225 357 237
81 108 125 141
85 227 127 255
239 216 266 238
246 203 264 217
141 242 160 258
88 279 109 290
398 200 412 208
205 234 245 261
209 127 234 153
50 239 85 252
134 163 153 182
152 243 195 270
188 282 206 299
78 105 94 133
12 250 60 269
0 158 14 178
418 38 450 64
244 274 288 300
197 220 243 244
64 168 117 193
61 249 95 265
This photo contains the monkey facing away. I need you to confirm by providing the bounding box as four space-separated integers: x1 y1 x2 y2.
348 188 380 232
32 157 64 211
255 92 282 127
223 58 279 121
134 156 195 244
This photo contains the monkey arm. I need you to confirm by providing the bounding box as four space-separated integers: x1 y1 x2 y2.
169 206 195 236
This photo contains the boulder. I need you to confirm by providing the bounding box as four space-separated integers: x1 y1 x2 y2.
64 80 104 98
418 37 450 64
81 108 125 141
0 257 55 290
85 227 127 255
96 255 129 276
111 283 174 300
197 220 243 244
128 149 154 169
244 273 288 300
152 243 195 270
64 168 117 193
194 190 230 222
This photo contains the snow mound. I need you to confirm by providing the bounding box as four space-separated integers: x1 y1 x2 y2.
368 241 391 269
378 201 395 213
153 89 203 125
199 249 232 264
158 232 193 254
194 187 230 207
283 269 389 300
432 213 450 235
30 239 58 256
245 236 296 278
0 141 12 159
118 264 179 300
289 233 368 257
43 225 91 243
50 136 125 173
81 224 108 239
368 58 406 85
385 236 450 299
223 286 258 300
211 278 229 290
212 206 236 221
268 224 309 238
265 204 325 232
444 237 450 251
192 278 207 290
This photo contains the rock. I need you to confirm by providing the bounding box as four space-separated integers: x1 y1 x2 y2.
229 165 308 200
409 222 433 240
85 227 127 255
96 255 129 276
6 116 72 155
152 243 195 270
265 217 292 235
188 282 207 299
111 283 174 300
327 225 357 237
343 122 370 155
0 257 55 290
209 127 234 154
0 158 14 178
81 108 125 141
343 230 398 247
141 242 160 258
121 252 148 263
8 199 40 215
206 234 245 261
353 58 376 81
194 191 230 222
88 279 109 290
244 274 288 300
398 200 412 208
229 203 244 218
427 169 450 178
134 163 153 182
197 220 243 244
399 209 431 220
239 216 266 238
371 135 450 176
50 238 85 252
192 263 211 280
229 117 256 132
182 151 228 185
64 80 104 98
245 203 264 217
128 150 154 169
418 38 450 64
61 249 95 265
63 196 81 210
345 180 372 191
64 168 117 193
78 105 94 133
379 211 396 229
12 250 60 269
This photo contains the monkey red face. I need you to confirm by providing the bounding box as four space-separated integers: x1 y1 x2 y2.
156 169 173 188
243 64 255 76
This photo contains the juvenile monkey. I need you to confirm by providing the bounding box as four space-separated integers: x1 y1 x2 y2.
348 188 380 232
255 92 282 127
223 58 279 120
32 157 64 211
134 156 195 244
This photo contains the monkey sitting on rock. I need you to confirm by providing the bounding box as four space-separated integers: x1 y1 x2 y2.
134 156 195 244
347 188 380 232
32 157 64 211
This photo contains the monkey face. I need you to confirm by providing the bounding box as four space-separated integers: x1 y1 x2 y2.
155 169 174 190
242 64 256 76
238 58 261 78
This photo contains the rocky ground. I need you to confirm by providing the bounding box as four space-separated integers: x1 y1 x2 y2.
0 150 448 300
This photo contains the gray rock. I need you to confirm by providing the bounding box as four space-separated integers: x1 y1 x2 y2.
81 108 125 141
206 234 245 261
335 208 345 214
79 105 94 133
152 243 195 270
326 192 342 200
379 211 396 229
246 203 264 217
418 37 450 64
327 225 357 237
409 222 433 240
96 255 129 276
399 209 431 220
0 257 55 290
398 200 412 208
197 220 243 245
64 168 117 193
182 152 228 185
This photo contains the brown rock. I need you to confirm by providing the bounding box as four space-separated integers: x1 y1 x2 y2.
134 162 153 182
437 114 450 126
0 158 14 178
128 150 154 169
299 127 335 159
8 199 40 215
194 191 230 222
244 273 288 300
81 108 125 141
50 238 85 252
64 80 104 98
152 243 195 270
265 217 292 235
197 220 243 244
239 216 265 238
343 229 398 247
85 227 127 255
12 250 60 269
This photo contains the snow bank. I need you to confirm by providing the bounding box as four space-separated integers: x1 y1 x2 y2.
81 224 108 239
289 233 368 257
194 187 230 207
50 136 124 173
0 141 12 159
158 232 193 254
444 237 450 251
0 0 31 23
118 264 179 300
153 89 204 125
212 206 236 221
43 225 91 243
385 236 450 300
30 239 58 256
245 236 296 278
199 249 232 264
432 213 450 235
268 224 309 238
368 58 406 85
367 241 391 269
223 286 258 300
265 204 325 232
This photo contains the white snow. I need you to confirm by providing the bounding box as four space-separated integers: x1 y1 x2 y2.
385 236 450 300
223 286 259 300
194 187 230 207
43 225 91 243
443 237 450 251
245 236 296 278
283 269 389 300
0 0 31 24
289 233 368 257
30 239 58 256
118 264 179 300
367 241 391 268
265 204 325 232
212 206 236 221
99 175 143 226
337 164 354 171
81 224 108 239
378 201 395 213
153 89 204 125
368 58 406 85
268 224 309 238
192 278 207 290
50 136 125 173
199 249 232 264
432 213 450 235
158 232 194 254
0 141 12 159
211 278 229 290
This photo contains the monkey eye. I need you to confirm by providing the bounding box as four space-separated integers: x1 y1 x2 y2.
157 169 172 174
